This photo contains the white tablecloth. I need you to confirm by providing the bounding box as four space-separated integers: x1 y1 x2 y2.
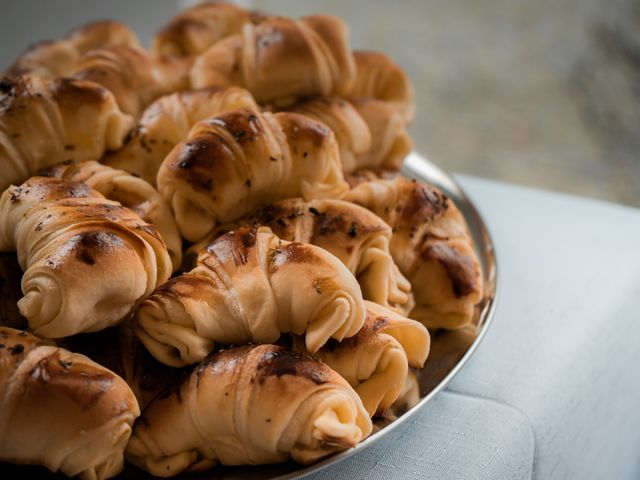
309 177 640 480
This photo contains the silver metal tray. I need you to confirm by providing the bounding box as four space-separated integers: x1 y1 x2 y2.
0 153 498 479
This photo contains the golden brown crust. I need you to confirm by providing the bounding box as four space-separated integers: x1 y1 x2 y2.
39 160 183 271
153 2 257 57
71 45 162 117
345 176 483 329
190 15 355 104
157 107 347 242
189 197 413 313
0 326 139 480
0 176 171 338
104 86 257 186
126 344 371 475
288 95 412 173
0 75 134 193
134 226 365 367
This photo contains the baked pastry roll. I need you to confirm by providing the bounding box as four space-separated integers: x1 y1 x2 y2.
70 45 172 118
293 301 430 416
350 51 415 124
0 75 133 193
5 20 141 78
105 86 258 186
346 176 483 329
6 20 184 118
157 107 348 242
134 226 365 367
288 96 412 173
189 198 413 314
40 160 182 271
190 15 355 104
126 344 372 475
0 176 172 337
153 2 257 57
0 327 139 480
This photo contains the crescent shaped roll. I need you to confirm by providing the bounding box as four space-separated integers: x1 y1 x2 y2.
288 96 412 173
0 75 134 193
134 226 366 367
0 327 139 480
345 176 483 330
0 176 172 337
5 20 142 78
104 86 258 185
40 160 182 271
126 344 372 475
350 51 415 124
71 45 183 118
157 107 348 242
153 2 256 57
190 15 355 104
189 198 414 314
293 301 430 416
6 19 185 119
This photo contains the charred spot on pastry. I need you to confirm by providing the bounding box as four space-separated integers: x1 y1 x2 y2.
423 244 479 298
67 231 124 266
208 226 258 267
399 180 449 228
372 315 390 332
239 227 258 249
123 125 141 145
59 359 72 369
9 343 24 355
251 204 278 224
348 223 357 238
314 211 344 237
9 187 22 203
272 242 320 269
212 109 263 144
256 346 328 385
308 206 320 216
155 274 211 301
173 136 236 192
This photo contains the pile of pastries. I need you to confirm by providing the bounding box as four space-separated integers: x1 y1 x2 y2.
0 2 484 479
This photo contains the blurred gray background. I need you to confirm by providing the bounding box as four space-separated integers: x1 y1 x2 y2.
1 0 638 207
